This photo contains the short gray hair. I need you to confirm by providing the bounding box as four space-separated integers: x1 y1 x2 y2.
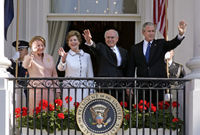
142 22 155 32
104 29 119 38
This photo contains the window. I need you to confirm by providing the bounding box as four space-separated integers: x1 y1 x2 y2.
51 0 137 14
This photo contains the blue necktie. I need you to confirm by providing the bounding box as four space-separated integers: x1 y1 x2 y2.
145 42 151 63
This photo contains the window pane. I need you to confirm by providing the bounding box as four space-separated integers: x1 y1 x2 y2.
51 0 137 14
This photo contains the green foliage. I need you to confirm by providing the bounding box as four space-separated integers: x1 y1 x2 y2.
15 99 79 133
16 109 79 133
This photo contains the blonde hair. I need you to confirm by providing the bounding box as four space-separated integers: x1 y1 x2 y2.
29 36 46 48
66 30 82 44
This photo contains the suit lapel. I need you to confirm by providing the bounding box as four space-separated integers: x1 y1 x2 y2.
138 41 147 64
105 46 117 66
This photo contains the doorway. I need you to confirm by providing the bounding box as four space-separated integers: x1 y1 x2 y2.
68 21 135 50
58 21 135 77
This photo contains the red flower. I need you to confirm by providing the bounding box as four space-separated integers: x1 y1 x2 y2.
151 106 157 112
133 104 137 109
35 107 42 114
172 101 180 108
22 107 28 116
55 99 63 106
172 118 179 122
39 99 48 109
139 100 147 106
120 101 128 108
65 96 72 104
146 102 154 108
58 113 65 119
73 102 80 108
15 108 21 114
138 105 147 111
15 108 21 118
125 114 130 120
158 101 170 109
49 104 55 111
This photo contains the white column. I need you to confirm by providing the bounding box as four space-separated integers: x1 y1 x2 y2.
186 79 200 135
0 0 12 135
0 0 11 78
186 0 200 79
185 0 200 135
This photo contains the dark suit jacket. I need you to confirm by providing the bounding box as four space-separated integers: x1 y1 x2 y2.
127 36 184 78
88 42 128 77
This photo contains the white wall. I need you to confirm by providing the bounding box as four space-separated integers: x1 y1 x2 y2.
169 0 194 74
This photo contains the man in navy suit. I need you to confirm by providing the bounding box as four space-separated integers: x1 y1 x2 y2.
127 21 187 103
83 29 128 101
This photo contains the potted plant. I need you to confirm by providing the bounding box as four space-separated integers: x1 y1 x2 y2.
15 96 81 134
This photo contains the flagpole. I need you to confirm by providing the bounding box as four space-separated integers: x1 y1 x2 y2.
165 0 169 78
165 0 168 41
15 0 20 78
164 0 171 101
164 0 169 78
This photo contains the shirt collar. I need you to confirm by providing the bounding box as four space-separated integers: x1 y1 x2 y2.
69 49 84 56
110 45 117 50
144 40 153 45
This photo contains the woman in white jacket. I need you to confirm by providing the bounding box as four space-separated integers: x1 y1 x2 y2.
57 30 94 109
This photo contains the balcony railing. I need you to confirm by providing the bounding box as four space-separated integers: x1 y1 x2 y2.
9 77 189 135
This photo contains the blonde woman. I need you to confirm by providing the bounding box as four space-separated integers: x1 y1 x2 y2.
23 36 59 114
57 30 94 108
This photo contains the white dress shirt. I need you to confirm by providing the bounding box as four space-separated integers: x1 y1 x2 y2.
111 45 122 66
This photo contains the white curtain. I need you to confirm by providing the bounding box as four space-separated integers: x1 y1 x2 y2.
48 21 68 63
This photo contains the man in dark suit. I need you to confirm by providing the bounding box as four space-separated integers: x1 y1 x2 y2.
127 21 187 103
83 29 128 101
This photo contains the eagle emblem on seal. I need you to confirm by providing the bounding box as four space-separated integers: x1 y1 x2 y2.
90 104 111 128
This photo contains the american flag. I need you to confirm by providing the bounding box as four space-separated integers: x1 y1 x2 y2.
153 0 168 39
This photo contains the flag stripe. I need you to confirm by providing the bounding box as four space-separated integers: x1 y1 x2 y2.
4 0 14 40
153 0 167 39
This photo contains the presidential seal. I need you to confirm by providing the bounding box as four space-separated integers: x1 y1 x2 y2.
76 93 123 135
